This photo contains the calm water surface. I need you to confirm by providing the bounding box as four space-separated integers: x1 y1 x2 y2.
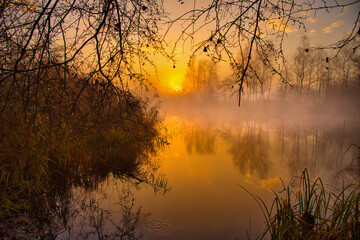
43 101 360 240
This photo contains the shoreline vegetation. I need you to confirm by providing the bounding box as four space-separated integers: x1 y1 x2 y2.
0 66 169 238
241 169 360 240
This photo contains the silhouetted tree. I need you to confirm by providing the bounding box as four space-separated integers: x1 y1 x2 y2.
0 0 169 206
333 44 359 89
289 38 360 101
238 42 275 101
184 58 219 97
0 0 171 131
293 36 316 97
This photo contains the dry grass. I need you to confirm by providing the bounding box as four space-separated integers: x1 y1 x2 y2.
241 169 360 240
0 79 163 219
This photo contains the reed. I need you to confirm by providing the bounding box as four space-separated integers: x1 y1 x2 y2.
0 90 163 219
240 169 360 240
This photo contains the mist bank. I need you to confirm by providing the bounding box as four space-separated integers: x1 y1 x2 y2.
158 88 360 187
158 86 360 123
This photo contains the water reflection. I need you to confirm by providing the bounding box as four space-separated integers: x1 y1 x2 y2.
274 121 360 181
21 114 359 239
136 115 358 239
183 122 216 155
170 116 360 183
32 181 143 239
22 132 169 240
225 121 271 179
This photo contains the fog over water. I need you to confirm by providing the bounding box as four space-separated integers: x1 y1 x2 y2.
22 90 360 240
117 91 360 239
158 90 360 180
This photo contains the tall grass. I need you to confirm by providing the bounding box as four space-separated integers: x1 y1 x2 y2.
240 169 360 239
0 117 164 219
0 75 165 219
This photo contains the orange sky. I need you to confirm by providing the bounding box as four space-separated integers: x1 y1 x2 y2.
150 0 360 94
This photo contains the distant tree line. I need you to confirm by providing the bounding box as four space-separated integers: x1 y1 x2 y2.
183 57 219 98
183 36 360 102
285 36 360 102
166 0 360 105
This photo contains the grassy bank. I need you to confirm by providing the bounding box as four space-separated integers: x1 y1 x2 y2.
242 169 360 239
0 70 165 220
0 113 162 218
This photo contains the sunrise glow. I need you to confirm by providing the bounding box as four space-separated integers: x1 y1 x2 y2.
157 63 187 94
169 80 183 93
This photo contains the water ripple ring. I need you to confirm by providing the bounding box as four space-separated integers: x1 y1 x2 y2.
145 219 172 232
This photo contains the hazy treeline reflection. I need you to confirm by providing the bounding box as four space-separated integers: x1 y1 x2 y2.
173 117 360 181
183 122 216 155
277 122 360 180
225 121 271 179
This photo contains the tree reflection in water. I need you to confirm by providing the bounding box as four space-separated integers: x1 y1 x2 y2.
226 121 271 179
23 135 170 240
178 117 359 182
29 116 357 239
183 122 216 155
32 183 142 239
276 121 360 182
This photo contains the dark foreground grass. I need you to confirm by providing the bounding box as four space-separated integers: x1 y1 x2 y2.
0 97 165 221
241 169 360 240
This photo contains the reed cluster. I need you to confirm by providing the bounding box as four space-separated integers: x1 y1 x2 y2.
0 73 163 219
242 169 360 239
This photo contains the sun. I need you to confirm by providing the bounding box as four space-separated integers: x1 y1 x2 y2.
171 83 182 93
168 75 184 94
156 59 187 94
